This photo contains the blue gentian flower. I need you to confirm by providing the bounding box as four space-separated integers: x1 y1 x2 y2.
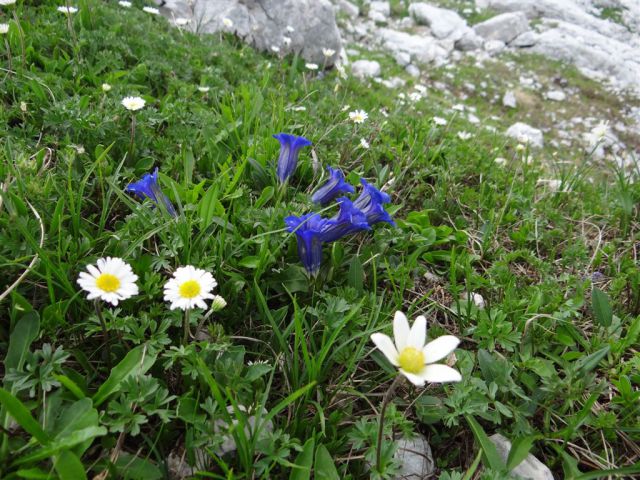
273 133 313 183
125 167 177 217
311 166 355 205
353 179 395 226
321 197 370 242
285 213 329 276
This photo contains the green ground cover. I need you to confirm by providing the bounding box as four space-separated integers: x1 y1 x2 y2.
0 1 639 478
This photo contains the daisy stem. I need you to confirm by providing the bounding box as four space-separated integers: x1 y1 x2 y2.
4 38 12 73
182 308 190 345
128 113 136 162
375 374 403 473
94 300 112 369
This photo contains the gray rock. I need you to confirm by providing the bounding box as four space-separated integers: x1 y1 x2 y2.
484 39 506 54
455 29 485 50
546 90 566 101
159 0 342 67
351 59 381 78
405 64 421 77
510 30 538 47
393 50 412 67
393 435 435 479
368 10 388 23
506 122 544 147
474 11 530 43
408 3 469 40
381 76 406 89
214 406 274 457
336 0 359 19
378 28 450 64
490 434 554 480
502 90 517 108
369 1 390 18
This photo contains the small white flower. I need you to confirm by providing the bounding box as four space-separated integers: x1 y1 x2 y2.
335 63 347 80
163 266 217 311
121 96 146 111
175 17 191 26
409 92 422 102
457 131 472 141
591 120 610 141
452 104 465 112
118 0 132 7
102 83 112 92
286 25 295 33
305 62 319 70
247 359 270 366
414 84 427 94
77 257 139 306
197 86 210 93
222 17 233 28
74 144 85 154
341 104 351 112
57 6 78 14
371 311 461 386
433 116 447 126
494 157 507 165
271 45 280 53
0 23 9 34
282 36 292 46
537 179 563 191
322 48 336 58
348 109 368 124
211 295 227 312
0 0 16 5
397 93 406 100
292 105 306 111
517 133 530 145
359 138 370 149
19 101 27 112
143 6 160 15
516 143 526 152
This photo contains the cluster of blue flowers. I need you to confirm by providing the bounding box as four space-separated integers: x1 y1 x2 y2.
278 134 395 276
124 132 394 278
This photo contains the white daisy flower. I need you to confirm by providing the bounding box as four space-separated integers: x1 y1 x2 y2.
494 157 507 165
143 6 160 15
57 6 78 14
282 36 292 46
0 23 9 34
452 104 465 112
102 83 111 92
118 0 132 7
409 92 422 102
433 116 447 126
163 265 217 311
197 86 210 92
271 45 281 53
457 131 472 141
286 25 295 33
359 138 370 149
335 63 347 80
371 311 461 387
322 48 335 58
305 62 319 70
0 0 16 5
121 96 146 111
19 101 27 112
77 257 139 306
175 17 191 26
348 109 368 124
222 17 233 28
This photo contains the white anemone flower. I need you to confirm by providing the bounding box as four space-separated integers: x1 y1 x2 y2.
348 109 368 124
371 311 461 386
163 266 217 310
457 131 472 141
57 6 78 14
77 257 139 306
359 138 370 149
322 48 336 58
0 23 9 34
143 6 160 15
305 62 319 70
118 0 132 7
102 83 111 92
433 116 447 126
222 17 233 28
121 96 146 111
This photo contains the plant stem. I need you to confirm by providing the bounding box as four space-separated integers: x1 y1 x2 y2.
4 38 11 73
11 11 25 70
94 300 112 369
128 113 136 162
376 374 403 473
183 308 190 345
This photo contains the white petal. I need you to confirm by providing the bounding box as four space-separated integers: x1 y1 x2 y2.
423 336 460 363
371 333 399 366
399 369 426 387
393 311 410 352
418 364 462 383
407 315 426 349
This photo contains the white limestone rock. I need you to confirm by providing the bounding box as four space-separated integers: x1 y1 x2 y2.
474 11 530 43
490 434 554 480
351 59 381 78
408 3 469 40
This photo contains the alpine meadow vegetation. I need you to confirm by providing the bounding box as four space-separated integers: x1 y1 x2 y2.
1 0 640 479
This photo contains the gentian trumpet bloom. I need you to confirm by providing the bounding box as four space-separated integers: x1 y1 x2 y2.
273 133 312 183
353 179 395 226
285 213 329 276
311 166 355 206
126 168 177 217
320 197 369 243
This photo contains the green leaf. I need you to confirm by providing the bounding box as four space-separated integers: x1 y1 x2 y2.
13 426 107 466
255 186 274 209
465 415 505 471
54 450 87 480
92 345 157 407
53 374 85 399
592 288 612 327
506 436 536 471
314 444 340 480
575 345 610 375
115 453 163 480
5 311 40 374
347 256 363 294
289 437 315 480
0 387 49 444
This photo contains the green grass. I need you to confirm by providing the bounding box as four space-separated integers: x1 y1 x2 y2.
1 1 640 479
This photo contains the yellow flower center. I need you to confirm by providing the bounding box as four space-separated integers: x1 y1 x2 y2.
95 273 121 293
398 347 425 374
179 280 201 299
